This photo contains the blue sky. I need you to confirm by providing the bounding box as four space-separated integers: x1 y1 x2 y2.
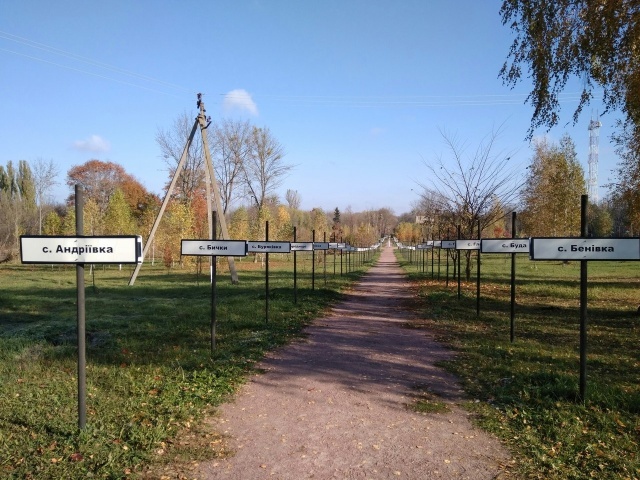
0 0 620 215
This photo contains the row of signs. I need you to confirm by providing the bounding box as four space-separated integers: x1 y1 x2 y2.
181 240 380 257
401 237 640 261
21 235 640 263
19 236 380 264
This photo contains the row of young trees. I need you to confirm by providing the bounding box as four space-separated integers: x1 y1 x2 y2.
404 130 624 248
400 128 631 280
0 156 392 268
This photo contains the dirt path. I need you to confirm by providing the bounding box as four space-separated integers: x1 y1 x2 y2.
193 246 510 479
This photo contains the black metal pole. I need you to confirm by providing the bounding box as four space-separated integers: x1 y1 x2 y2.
446 230 450 287
431 236 434 279
476 220 481 317
265 221 269 323
211 211 217 353
580 194 588 401
340 237 343 276
437 238 441 281
457 224 461 300
324 232 327 286
510 212 516 343
293 226 297 304
75 185 86 430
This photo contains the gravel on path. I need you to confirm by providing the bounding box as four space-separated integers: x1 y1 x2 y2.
193 245 510 479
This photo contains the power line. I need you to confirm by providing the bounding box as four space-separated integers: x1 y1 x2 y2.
0 30 195 97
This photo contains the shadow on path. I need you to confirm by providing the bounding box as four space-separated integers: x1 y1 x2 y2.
193 246 510 479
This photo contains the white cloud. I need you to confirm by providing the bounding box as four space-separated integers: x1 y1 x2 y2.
223 89 259 116
73 134 110 153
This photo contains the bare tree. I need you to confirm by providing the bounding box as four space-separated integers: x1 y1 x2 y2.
32 158 59 234
419 128 522 279
211 119 252 213
242 127 292 208
156 112 205 203
285 189 301 210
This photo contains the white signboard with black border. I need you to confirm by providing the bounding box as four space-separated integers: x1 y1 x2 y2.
181 240 247 256
456 239 481 250
20 235 143 264
290 242 313 251
441 240 456 249
247 241 291 253
530 237 640 261
481 238 530 254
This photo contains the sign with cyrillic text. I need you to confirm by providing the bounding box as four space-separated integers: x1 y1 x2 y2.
481 238 530 254
456 239 481 250
290 242 313 251
181 240 247 256
530 238 640 261
20 235 143 264
247 241 291 253
441 240 456 249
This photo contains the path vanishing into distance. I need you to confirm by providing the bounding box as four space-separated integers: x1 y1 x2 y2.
193 245 510 479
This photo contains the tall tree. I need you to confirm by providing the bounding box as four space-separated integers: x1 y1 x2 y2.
419 128 522 278
242 126 291 208
211 119 252 213
103 189 135 235
156 112 205 204
32 158 59 234
285 189 301 210
500 0 640 138
609 122 640 234
520 135 586 236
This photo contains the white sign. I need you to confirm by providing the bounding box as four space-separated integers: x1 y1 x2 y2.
337 243 347 249
313 242 330 250
416 244 432 250
456 239 481 250
247 241 291 253
20 235 143 264
181 240 247 256
481 238 530 254
433 241 442 248
530 238 640 261
441 240 456 249
290 242 313 251
328 242 339 249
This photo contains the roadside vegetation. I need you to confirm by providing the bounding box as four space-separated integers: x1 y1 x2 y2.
0 253 374 479
399 251 640 479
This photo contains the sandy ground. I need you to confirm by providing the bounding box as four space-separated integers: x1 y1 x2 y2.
192 245 510 479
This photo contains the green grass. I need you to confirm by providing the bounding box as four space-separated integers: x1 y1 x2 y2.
397 250 640 479
0 251 375 479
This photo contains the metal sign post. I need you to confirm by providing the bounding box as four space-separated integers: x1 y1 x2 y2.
529 195 640 400
480 220 530 342
180 237 248 352
75 186 86 430
20 186 144 430
455 236 480 301
247 231 291 323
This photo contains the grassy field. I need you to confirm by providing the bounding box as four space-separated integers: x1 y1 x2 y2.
0 251 374 479
398 250 640 479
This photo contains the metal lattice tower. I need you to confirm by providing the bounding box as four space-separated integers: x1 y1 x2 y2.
588 115 601 202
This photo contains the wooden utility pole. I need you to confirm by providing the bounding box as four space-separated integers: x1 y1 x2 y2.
128 94 239 285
